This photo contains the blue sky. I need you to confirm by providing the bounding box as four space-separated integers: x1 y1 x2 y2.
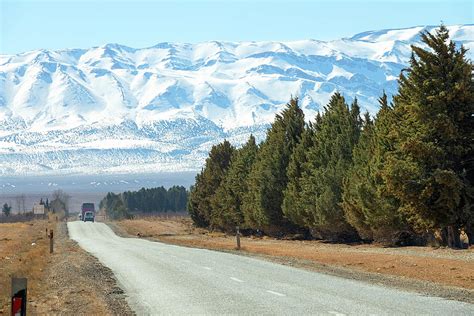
1 0 472 54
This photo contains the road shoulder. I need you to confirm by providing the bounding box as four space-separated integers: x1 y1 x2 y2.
34 221 134 315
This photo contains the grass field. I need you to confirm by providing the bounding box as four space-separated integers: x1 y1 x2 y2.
0 220 54 314
0 218 132 315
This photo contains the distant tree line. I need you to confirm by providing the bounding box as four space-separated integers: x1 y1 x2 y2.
1 195 56 222
1 193 58 217
100 186 189 219
188 26 474 248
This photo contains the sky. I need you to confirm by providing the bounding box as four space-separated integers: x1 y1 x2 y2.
0 0 472 54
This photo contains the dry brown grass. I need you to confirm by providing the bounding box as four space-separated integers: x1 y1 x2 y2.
0 220 55 314
0 218 132 315
116 218 474 290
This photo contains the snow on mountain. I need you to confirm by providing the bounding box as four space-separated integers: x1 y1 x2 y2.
0 24 472 176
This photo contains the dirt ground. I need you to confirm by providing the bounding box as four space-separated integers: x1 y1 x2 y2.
113 217 474 303
0 219 133 315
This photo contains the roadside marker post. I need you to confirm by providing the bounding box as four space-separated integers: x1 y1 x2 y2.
236 226 241 250
49 230 54 254
11 278 27 316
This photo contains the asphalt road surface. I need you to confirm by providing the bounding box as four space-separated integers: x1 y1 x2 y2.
68 221 474 315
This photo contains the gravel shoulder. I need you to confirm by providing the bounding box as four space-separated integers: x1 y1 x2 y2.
110 218 474 304
31 221 134 315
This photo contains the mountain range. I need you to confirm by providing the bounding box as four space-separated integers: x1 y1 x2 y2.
0 24 472 175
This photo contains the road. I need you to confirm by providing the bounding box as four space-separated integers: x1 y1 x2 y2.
68 221 474 315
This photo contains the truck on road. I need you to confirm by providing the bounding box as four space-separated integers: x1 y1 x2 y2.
81 203 95 222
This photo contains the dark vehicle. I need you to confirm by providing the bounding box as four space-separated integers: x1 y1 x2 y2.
81 203 95 222
83 211 95 222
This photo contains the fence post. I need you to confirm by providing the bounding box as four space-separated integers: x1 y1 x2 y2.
49 230 54 254
236 226 241 250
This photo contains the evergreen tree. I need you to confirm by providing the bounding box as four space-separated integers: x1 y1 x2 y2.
282 121 315 227
342 111 376 240
2 203 11 217
295 93 361 241
188 175 208 226
383 25 474 247
342 93 407 243
111 198 130 220
242 97 304 233
100 192 120 211
188 140 235 227
167 186 188 212
211 135 259 231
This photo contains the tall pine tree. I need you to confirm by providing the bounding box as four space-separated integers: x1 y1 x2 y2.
188 140 235 227
295 93 361 241
383 25 474 247
282 121 316 228
342 111 376 240
242 97 304 234
342 93 407 243
211 135 259 231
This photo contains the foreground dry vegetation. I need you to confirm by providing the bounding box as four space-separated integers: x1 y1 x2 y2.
114 217 474 300
0 219 132 315
0 220 51 314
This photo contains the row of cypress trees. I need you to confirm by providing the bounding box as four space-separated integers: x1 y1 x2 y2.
188 26 473 247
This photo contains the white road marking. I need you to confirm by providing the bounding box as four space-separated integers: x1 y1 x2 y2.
266 290 286 297
203 266 212 270
328 311 346 316
230 277 244 283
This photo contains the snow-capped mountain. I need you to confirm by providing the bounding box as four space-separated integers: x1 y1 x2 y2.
0 25 472 175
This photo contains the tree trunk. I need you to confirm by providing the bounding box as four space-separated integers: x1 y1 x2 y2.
447 226 454 248
447 225 462 249
454 228 462 248
440 227 448 246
